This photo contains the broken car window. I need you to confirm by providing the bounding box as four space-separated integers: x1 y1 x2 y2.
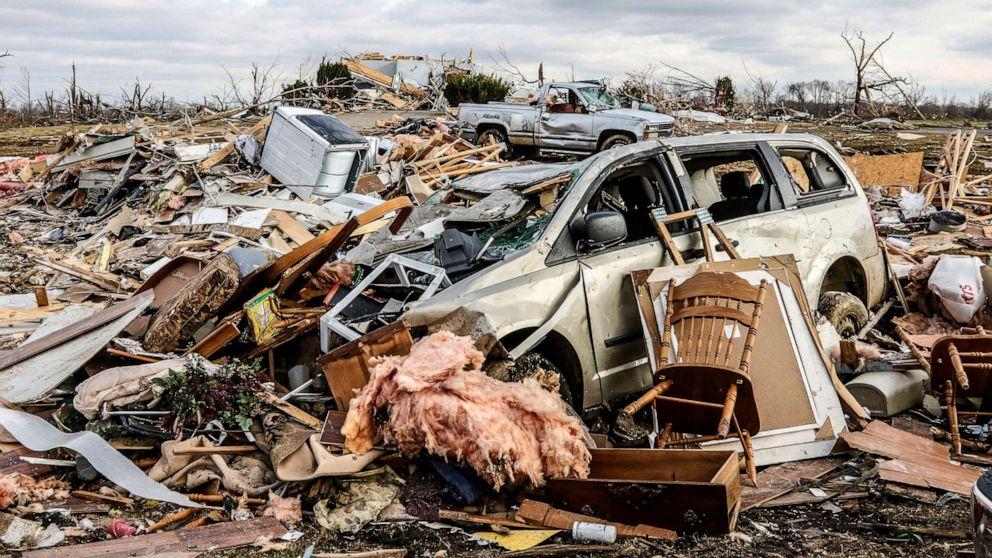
576 87 620 109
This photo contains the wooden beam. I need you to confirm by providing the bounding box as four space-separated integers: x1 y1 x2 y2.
0 291 152 372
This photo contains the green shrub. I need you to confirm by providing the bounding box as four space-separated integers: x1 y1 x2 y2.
444 73 510 106
316 58 354 99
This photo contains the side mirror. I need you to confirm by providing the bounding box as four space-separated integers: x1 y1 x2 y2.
570 211 627 251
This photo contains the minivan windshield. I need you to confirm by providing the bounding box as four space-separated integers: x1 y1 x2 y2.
577 87 620 109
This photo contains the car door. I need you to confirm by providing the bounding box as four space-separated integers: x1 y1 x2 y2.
767 140 882 298
537 86 595 150
568 152 690 400
675 142 817 278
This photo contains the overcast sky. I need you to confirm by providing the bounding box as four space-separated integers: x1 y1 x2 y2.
2 0 990 105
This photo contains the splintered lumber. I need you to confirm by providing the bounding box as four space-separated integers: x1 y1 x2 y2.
739 456 846 510
19 516 286 558
214 192 347 224
71 489 134 507
343 58 425 97
272 210 315 245
841 420 979 495
438 510 548 530
33 286 49 307
262 392 323 430
516 499 676 541
0 291 152 372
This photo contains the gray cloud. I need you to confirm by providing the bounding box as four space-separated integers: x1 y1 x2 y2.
0 0 989 103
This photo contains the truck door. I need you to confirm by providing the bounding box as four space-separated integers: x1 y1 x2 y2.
537 85 596 151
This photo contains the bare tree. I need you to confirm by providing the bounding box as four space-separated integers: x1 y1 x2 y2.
11 66 31 114
489 44 542 86
222 59 282 109
120 77 152 112
840 27 921 117
743 63 777 112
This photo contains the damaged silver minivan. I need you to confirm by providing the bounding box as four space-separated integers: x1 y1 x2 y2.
405 133 886 410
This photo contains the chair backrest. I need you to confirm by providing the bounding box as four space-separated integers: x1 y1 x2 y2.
660 272 768 374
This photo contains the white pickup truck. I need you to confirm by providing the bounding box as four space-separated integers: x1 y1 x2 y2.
457 81 675 155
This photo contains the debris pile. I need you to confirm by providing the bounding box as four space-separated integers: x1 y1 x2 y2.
0 92 991 557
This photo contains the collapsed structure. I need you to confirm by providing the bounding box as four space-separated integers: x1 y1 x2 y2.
0 57 990 556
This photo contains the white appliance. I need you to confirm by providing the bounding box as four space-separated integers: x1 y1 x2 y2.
260 107 369 197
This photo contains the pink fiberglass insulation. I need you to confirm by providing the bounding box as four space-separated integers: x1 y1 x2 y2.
342 331 591 490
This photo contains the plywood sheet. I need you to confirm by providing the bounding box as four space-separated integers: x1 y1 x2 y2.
841 420 979 495
844 151 924 191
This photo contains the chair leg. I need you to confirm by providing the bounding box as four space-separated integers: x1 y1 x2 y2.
734 415 758 486
717 384 738 438
659 423 673 446
945 380 961 455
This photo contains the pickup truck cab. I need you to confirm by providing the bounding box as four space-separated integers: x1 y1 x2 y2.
405 133 886 412
457 81 675 156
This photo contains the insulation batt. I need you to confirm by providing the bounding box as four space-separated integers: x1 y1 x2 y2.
342 331 591 489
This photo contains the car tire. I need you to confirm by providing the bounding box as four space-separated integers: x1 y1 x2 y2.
477 128 512 156
818 291 869 338
599 133 634 151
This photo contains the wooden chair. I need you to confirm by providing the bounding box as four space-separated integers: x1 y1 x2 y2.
930 333 992 455
624 271 768 485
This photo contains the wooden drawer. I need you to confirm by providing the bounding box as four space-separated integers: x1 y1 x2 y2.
546 448 740 534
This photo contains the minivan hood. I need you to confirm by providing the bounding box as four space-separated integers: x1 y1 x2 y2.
599 108 675 124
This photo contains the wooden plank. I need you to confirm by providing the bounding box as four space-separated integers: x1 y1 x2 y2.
20 516 285 558
262 392 323 430
272 210 315 245
516 499 676 540
840 420 951 463
740 456 846 510
0 292 152 371
877 458 979 496
213 192 346 224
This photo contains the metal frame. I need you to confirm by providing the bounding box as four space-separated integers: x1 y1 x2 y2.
320 254 450 350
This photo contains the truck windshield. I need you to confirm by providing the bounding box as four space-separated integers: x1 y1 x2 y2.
577 87 620 109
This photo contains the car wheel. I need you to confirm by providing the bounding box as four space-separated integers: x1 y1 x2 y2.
818 291 869 338
599 133 634 151
477 128 512 156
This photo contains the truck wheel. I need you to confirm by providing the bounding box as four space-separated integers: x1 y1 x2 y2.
599 133 634 151
818 291 869 338
478 128 512 156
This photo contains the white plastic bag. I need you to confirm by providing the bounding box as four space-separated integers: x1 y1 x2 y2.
898 189 927 219
927 255 987 322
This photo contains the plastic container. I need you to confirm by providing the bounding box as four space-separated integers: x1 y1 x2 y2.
571 521 617 543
